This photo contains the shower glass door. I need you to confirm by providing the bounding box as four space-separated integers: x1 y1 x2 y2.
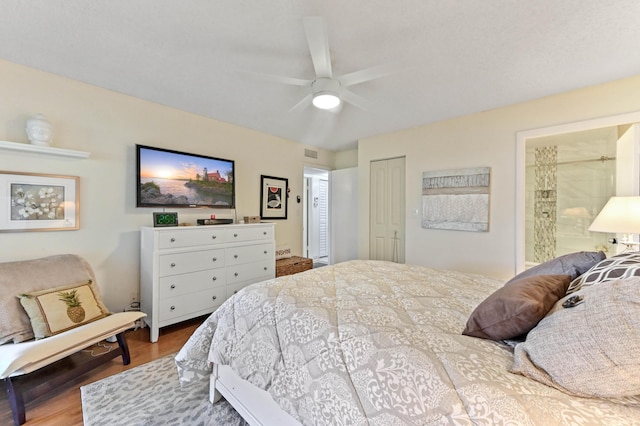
525 128 617 266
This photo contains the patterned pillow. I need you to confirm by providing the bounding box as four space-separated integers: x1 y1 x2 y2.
18 280 110 339
0 254 98 344
567 251 640 293
511 276 640 397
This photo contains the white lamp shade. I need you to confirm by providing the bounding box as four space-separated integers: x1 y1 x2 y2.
589 196 640 233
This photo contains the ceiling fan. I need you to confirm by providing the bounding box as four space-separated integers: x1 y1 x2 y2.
259 16 400 112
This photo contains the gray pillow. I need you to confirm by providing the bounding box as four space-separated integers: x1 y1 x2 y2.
510 276 640 398
462 274 571 341
505 251 605 286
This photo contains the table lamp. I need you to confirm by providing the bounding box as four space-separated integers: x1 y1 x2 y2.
589 196 640 250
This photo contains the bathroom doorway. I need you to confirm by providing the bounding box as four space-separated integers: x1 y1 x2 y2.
516 112 640 272
524 128 617 265
303 167 329 268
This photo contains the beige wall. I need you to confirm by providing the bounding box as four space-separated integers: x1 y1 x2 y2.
358 74 640 280
0 60 334 311
334 148 358 169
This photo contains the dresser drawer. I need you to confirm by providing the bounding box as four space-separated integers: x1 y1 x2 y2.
227 259 274 285
159 248 225 277
158 269 226 299
158 288 225 322
141 223 275 342
226 242 273 266
227 281 250 298
227 226 273 243
158 228 227 249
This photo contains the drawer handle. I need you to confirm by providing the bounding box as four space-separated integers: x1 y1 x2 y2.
234 290 238 294
234 272 239 277
170 263 176 267
264 267 268 271
212 235 217 239
234 254 238 259
170 284 176 289
264 250 267 254
170 238 176 243
263 231 267 235
233 233 238 238
212 257 217 262
212 276 217 281
212 295 217 300
170 305 176 311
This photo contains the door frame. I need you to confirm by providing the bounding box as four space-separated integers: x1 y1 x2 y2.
303 166 330 262
515 111 640 274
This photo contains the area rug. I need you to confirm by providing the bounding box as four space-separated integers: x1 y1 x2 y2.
81 353 248 426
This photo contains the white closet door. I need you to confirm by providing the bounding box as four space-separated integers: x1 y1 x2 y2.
370 157 405 262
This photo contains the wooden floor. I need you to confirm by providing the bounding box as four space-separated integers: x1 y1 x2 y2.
0 317 205 426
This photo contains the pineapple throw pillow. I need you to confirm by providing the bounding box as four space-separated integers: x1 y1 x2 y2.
17 280 110 339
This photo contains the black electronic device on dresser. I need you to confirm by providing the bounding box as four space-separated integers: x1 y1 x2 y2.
196 218 234 225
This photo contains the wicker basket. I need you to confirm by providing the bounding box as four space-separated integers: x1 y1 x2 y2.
276 256 313 277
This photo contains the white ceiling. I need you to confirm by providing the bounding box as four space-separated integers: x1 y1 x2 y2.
1 1 639 152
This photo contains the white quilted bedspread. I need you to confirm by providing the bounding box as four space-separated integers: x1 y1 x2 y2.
176 260 640 425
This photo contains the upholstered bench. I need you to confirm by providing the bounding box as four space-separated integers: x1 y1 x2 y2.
0 254 146 425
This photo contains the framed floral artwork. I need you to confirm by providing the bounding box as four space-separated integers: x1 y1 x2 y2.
260 175 288 220
0 171 80 232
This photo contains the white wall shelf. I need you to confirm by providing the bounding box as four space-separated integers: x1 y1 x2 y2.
0 140 90 159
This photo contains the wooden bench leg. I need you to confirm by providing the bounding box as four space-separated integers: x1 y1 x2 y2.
116 331 131 365
3 332 132 424
5 377 26 426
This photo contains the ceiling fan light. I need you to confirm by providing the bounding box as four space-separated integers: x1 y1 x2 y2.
312 92 341 109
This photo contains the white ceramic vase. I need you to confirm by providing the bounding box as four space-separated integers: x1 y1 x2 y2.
26 113 54 146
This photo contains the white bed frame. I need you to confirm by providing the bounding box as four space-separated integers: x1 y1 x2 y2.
210 364 302 426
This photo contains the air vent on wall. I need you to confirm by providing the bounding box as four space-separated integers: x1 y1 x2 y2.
304 149 318 159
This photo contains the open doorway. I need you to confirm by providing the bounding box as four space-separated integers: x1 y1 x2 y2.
303 167 330 268
516 112 640 272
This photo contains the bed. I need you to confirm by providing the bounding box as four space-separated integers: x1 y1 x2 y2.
175 258 640 425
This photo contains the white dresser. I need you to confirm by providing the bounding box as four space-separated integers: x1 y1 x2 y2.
140 223 275 342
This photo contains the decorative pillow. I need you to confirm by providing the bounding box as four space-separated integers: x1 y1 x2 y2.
18 280 110 339
566 251 640 293
462 274 571 341
510 277 640 397
0 254 97 344
505 251 605 286
275 245 292 260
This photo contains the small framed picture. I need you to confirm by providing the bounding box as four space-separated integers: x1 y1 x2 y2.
0 171 80 232
260 175 288 220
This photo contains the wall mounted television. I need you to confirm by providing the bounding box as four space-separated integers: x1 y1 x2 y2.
136 144 235 208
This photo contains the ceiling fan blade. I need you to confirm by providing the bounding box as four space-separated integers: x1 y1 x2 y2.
289 93 313 112
338 63 401 87
241 70 311 87
303 16 332 78
340 89 368 110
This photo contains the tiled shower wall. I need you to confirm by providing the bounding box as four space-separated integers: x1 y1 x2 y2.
533 147 558 262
